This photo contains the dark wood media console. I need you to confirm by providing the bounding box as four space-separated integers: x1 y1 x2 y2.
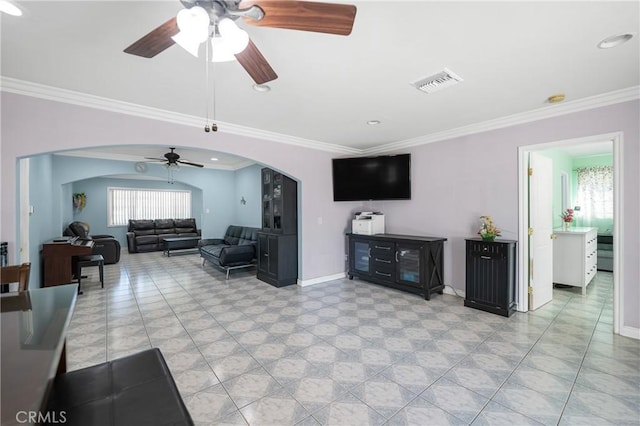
346 233 447 300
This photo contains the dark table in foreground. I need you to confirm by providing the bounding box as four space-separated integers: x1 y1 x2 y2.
162 236 201 256
1 284 77 426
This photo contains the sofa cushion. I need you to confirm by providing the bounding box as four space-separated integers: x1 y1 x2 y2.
175 227 195 234
224 225 251 246
200 245 224 258
240 227 258 242
155 228 176 235
155 219 175 229
158 233 179 240
136 235 158 245
178 232 199 238
129 220 155 231
135 229 156 236
174 218 196 229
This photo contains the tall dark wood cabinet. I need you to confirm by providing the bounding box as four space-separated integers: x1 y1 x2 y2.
464 238 517 317
257 168 298 287
347 233 447 300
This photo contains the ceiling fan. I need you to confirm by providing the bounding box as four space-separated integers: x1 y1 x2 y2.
123 0 357 84
144 148 205 168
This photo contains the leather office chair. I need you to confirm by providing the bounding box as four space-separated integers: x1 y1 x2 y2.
63 222 121 264
1 262 31 292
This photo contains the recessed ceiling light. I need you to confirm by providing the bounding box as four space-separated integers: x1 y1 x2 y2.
253 84 271 92
547 94 565 104
0 0 22 16
366 120 381 125
598 33 633 49
210 157 218 161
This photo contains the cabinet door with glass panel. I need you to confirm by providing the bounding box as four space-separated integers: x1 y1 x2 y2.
395 242 423 289
261 168 297 235
262 170 273 230
348 238 372 277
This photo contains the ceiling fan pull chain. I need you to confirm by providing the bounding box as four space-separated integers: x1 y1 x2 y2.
211 43 218 132
204 35 211 132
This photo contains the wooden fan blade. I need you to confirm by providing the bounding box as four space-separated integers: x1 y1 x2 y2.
124 17 178 58
239 1 356 36
144 157 167 161
178 160 204 168
235 39 278 84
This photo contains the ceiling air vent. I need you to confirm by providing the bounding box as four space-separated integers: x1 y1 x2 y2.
411 68 463 94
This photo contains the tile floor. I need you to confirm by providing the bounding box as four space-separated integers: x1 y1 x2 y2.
67 251 640 426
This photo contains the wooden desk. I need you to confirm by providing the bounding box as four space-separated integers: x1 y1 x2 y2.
1 285 78 426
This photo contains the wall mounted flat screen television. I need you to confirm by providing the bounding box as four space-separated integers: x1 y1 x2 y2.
332 154 411 201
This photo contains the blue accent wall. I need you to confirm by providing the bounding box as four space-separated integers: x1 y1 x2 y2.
234 164 262 227
27 154 57 288
25 155 261 288
70 177 203 244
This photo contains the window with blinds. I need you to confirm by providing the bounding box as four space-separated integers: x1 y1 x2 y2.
107 187 192 226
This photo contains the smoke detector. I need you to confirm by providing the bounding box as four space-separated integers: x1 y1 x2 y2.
411 68 463 94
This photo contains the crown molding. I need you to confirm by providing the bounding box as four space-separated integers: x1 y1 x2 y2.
2 77 637 157
364 85 640 155
0 77 360 156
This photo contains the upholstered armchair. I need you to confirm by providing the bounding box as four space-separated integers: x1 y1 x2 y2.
63 221 121 264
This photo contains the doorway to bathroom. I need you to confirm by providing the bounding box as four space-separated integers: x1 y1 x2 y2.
518 132 622 334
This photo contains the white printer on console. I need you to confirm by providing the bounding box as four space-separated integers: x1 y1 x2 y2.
352 212 385 235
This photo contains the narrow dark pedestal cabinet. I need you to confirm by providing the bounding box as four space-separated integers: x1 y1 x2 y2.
257 168 298 287
464 238 517 317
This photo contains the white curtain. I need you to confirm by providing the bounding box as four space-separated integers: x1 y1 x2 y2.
576 166 613 231
108 187 191 226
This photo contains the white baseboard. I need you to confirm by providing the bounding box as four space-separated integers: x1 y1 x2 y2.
298 272 347 287
620 325 640 340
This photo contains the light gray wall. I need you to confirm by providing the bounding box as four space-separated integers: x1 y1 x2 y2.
372 101 639 330
1 93 638 331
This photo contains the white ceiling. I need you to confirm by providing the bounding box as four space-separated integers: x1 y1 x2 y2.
1 1 638 166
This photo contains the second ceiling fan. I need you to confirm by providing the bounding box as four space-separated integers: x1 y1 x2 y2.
124 0 357 84
145 148 205 168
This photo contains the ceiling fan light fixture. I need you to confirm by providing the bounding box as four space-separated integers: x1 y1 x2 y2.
176 6 209 34
172 6 210 57
0 0 22 16
172 31 203 57
211 36 236 62
218 18 250 54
